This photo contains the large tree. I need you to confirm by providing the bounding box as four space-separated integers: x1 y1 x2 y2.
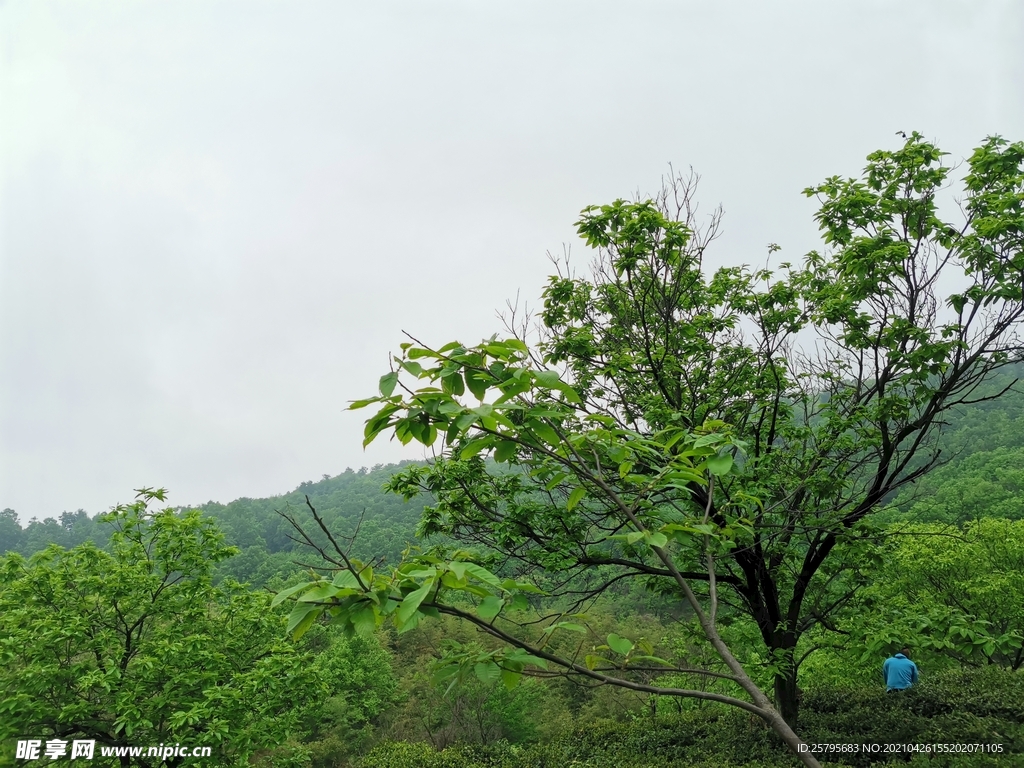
281 133 1024 766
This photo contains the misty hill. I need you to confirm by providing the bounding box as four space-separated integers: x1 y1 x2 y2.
0 462 432 586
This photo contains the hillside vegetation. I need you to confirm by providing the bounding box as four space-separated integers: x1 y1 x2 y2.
1 378 1022 767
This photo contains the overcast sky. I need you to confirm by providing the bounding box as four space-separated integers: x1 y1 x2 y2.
1 1 1022 519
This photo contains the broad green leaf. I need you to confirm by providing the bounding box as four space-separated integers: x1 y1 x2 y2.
348 397 379 410
462 563 503 590
332 570 360 589
504 650 549 668
567 486 586 511
501 667 521 690
396 581 433 626
529 420 561 446
349 603 377 637
607 633 633 656
448 562 468 580
287 603 320 640
432 663 460 686
401 360 423 376
494 440 517 463
629 655 674 666
465 370 490 401
270 582 313 608
378 372 399 397
297 584 340 603
534 370 561 387
474 661 501 684
646 531 668 549
477 595 504 621
706 454 734 476
507 594 529 612
543 621 587 634
460 438 492 460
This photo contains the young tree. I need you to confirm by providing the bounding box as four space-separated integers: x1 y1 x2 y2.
0 490 318 767
281 133 1024 766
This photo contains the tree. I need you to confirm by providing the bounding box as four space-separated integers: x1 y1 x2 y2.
855 518 1024 670
299 626 400 767
0 490 318 767
0 508 22 554
281 133 1024 767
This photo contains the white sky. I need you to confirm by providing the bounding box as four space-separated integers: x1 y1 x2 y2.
1 1 1022 518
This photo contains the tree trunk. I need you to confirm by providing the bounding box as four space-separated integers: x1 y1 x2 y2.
774 663 801 728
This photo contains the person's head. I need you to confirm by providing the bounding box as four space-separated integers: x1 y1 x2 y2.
900 647 911 658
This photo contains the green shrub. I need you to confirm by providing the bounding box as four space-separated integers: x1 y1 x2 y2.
798 667 1023 766
359 668 1022 768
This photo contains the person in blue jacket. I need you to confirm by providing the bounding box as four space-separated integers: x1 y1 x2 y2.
883 647 919 692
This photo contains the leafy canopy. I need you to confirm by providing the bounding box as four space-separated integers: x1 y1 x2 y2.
0 489 318 767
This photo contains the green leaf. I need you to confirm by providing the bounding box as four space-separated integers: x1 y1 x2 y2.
507 594 529 612
465 369 490 400
559 384 583 404
432 663 460 686
477 595 504 621
270 582 313 608
628 655 674 667
378 372 399 398
448 562 468 580
567 486 586 511
401 360 423 376
607 633 633 656
706 454 734 476
298 584 340 603
534 370 561 387
460 438 492 460
332 570 361 589
501 667 521 690
406 347 436 360
396 581 433 626
287 603 320 640
529 420 561 446
494 440 517 463
462 563 503 590
646 532 668 549
348 397 379 410
474 661 501 684
349 603 378 637
442 370 466 396
504 650 548 668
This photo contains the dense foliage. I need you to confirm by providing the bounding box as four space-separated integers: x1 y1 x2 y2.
362 665 1024 768
0 491 318 767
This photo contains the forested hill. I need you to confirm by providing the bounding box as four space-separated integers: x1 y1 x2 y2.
883 363 1024 524
197 462 432 585
3 364 1023 570
0 462 430 585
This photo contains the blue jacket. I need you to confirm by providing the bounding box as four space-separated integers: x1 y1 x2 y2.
883 654 919 691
